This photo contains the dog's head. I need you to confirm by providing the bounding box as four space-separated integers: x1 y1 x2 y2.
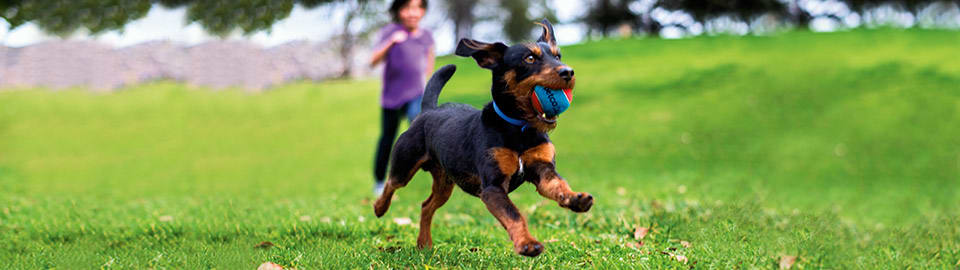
455 19 575 132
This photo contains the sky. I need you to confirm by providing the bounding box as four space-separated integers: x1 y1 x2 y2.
0 1 589 55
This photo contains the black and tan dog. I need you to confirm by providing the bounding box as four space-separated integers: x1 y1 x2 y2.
373 19 592 257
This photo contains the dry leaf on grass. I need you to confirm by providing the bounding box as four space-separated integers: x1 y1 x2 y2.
545 239 560 243
393 217 412 226
634 226 649 240
667 253 687 264
625 241 642 249
680 240 691 248
158 215 173 222
254 241 275 249
673 254 688 264
779 255 797 269
661 251 688 264
258 262 284 270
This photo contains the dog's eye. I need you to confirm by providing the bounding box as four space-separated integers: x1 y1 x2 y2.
555 54 561 61
524 55 536 64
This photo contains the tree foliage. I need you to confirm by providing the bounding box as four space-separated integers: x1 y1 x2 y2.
656 0 788 23
0 0 349 37
498 0 556 42
2 0 153 36
582 0 641 37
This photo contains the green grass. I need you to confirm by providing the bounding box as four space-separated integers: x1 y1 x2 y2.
1 29 960 269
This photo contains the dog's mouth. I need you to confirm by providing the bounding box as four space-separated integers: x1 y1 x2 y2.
536 113 558 123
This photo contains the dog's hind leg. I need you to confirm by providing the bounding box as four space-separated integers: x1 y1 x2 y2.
417 167 453 249
374 127 427 217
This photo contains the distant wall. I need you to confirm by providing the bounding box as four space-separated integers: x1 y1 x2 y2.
0 40 375 91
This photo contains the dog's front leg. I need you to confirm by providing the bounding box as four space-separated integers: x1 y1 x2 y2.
479 185 543 257
478 153 543 257
521 143 593 212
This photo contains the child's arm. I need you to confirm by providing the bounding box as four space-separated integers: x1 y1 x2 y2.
370 31 408 67
424 45 435 81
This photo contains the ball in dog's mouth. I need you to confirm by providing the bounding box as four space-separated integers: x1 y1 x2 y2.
531 85 572 124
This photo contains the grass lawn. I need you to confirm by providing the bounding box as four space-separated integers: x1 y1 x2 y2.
1 29 959 269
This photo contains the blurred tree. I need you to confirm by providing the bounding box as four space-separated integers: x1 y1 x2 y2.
0 0 375 78
582 0 643 37
331 0 382 78
1 0 153 36
786 0 812 28
840 0 938 15
656 0 789 26
447 0 480 42
0 0 348 36
499 0 556 43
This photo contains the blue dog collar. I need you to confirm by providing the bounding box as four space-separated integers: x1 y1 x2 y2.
493 101 528 131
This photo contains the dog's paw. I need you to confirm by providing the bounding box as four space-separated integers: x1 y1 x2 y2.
514 239 544 257
562 192 593 212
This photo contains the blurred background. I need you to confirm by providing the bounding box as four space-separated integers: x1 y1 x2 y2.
2 0 959 89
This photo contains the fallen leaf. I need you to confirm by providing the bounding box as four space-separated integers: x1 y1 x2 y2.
779 255 797 269
625 241 642 249
257 262 284 270
469 247 480 252
616 187 627 195
673 254 688 264
545 239 560 243
681 240 691 248
634 226 649 240
393 217 412 226
377 246 401 253
299 215 311 222
651 200 663 209
254 241 274 249
158 215 173 222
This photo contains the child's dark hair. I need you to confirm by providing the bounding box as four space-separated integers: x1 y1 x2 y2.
389 0 428 22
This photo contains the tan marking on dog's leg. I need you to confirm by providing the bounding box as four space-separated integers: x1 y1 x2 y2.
374 155 428 217
489 147 519 176
417 168 453 249
480 187 543 257
521 143 555 164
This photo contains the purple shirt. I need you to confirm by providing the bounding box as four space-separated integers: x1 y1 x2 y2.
378 23 434 109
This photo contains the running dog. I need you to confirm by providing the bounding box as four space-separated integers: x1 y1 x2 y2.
374 19 592 257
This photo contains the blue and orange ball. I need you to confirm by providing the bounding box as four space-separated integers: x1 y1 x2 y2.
531 85 573 117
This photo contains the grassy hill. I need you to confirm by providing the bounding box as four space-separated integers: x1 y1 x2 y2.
1 29 959 268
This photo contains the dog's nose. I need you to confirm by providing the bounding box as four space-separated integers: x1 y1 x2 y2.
558 67 574 82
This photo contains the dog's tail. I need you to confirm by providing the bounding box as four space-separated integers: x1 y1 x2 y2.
421 64 456 111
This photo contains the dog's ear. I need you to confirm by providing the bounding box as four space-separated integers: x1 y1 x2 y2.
535 18 557 47
455 39 508 70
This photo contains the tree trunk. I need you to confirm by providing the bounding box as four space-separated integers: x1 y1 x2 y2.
449 0 477 45
338 4 358 79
